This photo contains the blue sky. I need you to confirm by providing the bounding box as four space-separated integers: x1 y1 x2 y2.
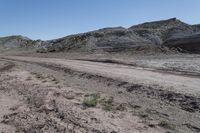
0 0 200 40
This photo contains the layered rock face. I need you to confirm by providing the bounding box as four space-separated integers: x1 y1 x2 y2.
0 18 200 53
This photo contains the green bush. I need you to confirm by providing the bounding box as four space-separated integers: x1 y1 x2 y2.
83 94 99 107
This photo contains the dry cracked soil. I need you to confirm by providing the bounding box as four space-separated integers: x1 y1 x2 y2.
0 53 200 133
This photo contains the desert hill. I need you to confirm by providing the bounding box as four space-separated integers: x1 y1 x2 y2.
1 18 200 53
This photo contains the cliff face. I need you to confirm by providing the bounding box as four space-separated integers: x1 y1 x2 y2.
1 18 200 53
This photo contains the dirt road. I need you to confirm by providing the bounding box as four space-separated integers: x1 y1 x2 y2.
3 56 200 95
0 55 200 133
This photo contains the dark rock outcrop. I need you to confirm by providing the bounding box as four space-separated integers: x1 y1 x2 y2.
164 33 200 53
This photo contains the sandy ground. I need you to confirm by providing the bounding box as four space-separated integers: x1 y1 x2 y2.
0 54 200 132
0 93 18 132
3 56 200 96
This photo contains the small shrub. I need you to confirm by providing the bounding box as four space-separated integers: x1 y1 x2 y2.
83 94 99 107
101 96 114 111
102 103 114 111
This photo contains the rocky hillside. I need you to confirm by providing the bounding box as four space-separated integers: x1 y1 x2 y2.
129 18 194 44
1 18 200 53
36 27 152 53
0 36 34 49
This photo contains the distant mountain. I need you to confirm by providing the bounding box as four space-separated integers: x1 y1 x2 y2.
1 18 200 53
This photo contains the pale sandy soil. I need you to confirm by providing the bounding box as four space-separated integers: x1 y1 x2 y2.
0 54 200 133
0 94 18 133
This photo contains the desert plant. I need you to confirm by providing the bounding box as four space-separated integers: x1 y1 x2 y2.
83 94 100 107
101 96 115 111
